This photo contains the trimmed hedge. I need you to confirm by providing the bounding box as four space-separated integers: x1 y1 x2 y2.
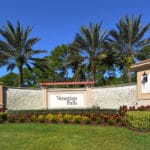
7 109 118 116
125 111 150 130
0 112 7 122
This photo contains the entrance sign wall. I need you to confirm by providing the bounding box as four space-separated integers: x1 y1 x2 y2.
131 59 150 100
41 88 93 109
40 81 95 109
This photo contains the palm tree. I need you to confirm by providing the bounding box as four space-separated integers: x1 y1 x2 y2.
137 45 150 60
0 21 47 87
70 21 112 81
109 15 150 83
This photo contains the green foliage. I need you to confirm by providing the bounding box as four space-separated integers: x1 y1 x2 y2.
30 115 37 122
125 111 150 130
71 21 115 82
7 114 16 123
17 114 25 123
62 117 69 123
81 116 91 124
72 115 81 123
0 21 47 87
96 118 102 124
7 108 118 116
45 114 57 123
37 115 45 123
0 72 18 87
0 112 7 122
137 45 150 60
109 15 150 83
108 118 115 125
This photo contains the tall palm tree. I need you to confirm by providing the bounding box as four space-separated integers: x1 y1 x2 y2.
0 21 47 87
109 15 150 83
71 21 113 81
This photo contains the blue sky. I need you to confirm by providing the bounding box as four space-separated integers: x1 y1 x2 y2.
0 0 150 77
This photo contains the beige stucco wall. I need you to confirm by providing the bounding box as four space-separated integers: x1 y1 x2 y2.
4 84 150 110
92 85 137 109
6 88 43 110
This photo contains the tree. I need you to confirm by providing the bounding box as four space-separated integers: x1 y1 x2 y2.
0 72 18 87
71 21 113 82
137 45 150 60
48 45 70 80
0 21 47 87
109 15 150 83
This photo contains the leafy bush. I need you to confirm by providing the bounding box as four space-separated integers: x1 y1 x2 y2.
108 118 115 125
18 114 25 123
57 113 63 121
30 115 37 123
38 115 45 123
7 114 16 123
62 117 68 124
90 113 97 121
96 118 102 124
7 109 118 116
81 116 91 124
64 114 72 121
73 115 81 124
45 114 57 123
125 111 150 130
119 106 128 116
0 112 7 122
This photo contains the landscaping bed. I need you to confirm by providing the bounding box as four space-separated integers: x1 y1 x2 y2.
0 105 150 131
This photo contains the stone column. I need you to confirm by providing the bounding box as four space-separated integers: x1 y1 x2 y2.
86 86 93 108
0 83 3 109
42 87 48 109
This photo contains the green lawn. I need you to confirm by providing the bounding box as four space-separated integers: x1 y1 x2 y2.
0 124 150 150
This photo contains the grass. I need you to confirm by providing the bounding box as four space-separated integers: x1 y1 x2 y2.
0 124 150 150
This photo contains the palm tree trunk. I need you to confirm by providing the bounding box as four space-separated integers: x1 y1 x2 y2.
127 69 131 83
18 65 23 87
90 63 96 81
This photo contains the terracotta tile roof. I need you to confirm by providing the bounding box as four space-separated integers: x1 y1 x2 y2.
40 81 95 86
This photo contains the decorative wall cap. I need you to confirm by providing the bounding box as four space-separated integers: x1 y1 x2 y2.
40 81 95 86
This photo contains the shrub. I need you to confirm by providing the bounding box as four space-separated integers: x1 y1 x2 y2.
73 115 81 124
18 114 25 123
96 118 102 124
81 116 91 124
119 106 128 116
125 111 150 130
62 117 68 124
108 118 115 125
103 114 108 123
90 113 97 121
0 112 7 122
45 114 53 122
7 114 16 123
137 105 150 111
45 114 57 123
0 119 3 123
38 115 45 123
57 113 63 121
64 114 72 121
120 117 126 126
50 116 57 123
30 115 37 123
